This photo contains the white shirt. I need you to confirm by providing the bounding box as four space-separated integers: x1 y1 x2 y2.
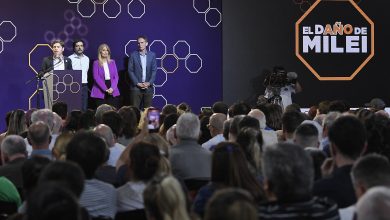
53 57 65 70
103 62 110 80
107 143 125 167
69 53 90 84
140 53 147 82
116 181 146 212
202 134 225 151
261 129 278 148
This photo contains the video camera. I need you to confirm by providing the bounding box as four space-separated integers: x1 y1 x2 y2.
264 66 298 88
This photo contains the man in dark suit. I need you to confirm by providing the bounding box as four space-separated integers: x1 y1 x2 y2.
128 36 157 110
40 40 72 109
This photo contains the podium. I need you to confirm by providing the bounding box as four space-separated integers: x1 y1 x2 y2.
43 70 82 111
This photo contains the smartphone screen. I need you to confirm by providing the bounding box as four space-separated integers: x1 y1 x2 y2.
147 108 160 132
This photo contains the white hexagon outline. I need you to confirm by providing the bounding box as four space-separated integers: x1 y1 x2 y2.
0 21 17 42
92 0 108 4
70 82 81 93
63 74 74 84
161 53 179 74
204 8 222 28
153 94 168 107
44 31 56 43
128 0 146 19
173 40 191 60
56 82 67 94
0 40 3 54
53 91 59 101
53 74 60 85
77 0 96 18
68 0 80 4
103 0 122 18
124 40 138 57
149 40 167 59
193 0 211 14
185 54 203 73
153 68 167 87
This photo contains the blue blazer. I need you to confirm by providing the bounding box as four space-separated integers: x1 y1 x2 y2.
128 51 157 91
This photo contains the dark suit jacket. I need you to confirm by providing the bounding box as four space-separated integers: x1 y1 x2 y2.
127 51 157 92
0 157 26 189
41 56 73 74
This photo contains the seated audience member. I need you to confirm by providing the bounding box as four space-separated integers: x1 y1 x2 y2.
361 114 390 156
79 109 96 131
25 183 82 220
52 112 63 135
63 110 82 132
328 100 350 113
143 175 191 220
169 113 211 180
293 123 320 149
228 115 245 142
117 106 138 146
94 124 124 167
313 116 367 208
199 115 212 145
66 131 116 219
159 113 179 139
166 124 178 146
202 113 226 151
204 188 257 220
177 102 192 114
317 100 331 115
193 142 264 217
28 121 52 160
51 132 74 161
364 97 386 112
161 104 178 116
116 142 161 212
52 101 68 121
0 135 27 190
0 110 27 142
321 111 341 156
95 104 115 124
212 101 228 115
248 109 277 147
20 157 51 213
0 176 21 207
236 127 263 177
305 148 326 181
339 154 390 220
356 186 390 220
222 119 232 141
284 103 301 113
238 115 261 131
258 143 339 219
264 104 283 131
307 105 318 120
280 111 306 143
229 102 251 117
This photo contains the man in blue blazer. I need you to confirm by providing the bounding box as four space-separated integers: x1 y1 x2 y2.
128 36 157 110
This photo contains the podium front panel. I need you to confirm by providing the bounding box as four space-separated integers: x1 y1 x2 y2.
53 70 82 111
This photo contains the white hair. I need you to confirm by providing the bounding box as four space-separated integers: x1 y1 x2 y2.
176 113 200 140
357 186 390 220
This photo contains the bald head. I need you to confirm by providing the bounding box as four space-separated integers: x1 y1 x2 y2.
248 109 266 129
209 113 226 137
93 124 115 147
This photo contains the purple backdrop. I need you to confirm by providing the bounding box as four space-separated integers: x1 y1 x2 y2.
0 0 222 130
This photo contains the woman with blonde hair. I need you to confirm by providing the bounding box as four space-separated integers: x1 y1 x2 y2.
143 175 191 220
90 43 120 108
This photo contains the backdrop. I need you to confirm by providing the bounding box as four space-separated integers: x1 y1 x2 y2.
0 0 222 129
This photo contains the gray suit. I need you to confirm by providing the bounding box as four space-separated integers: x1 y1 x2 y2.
169 139 211 180
128 51 157 109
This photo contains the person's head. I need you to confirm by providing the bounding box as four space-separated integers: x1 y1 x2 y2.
208 113 227 137
161 104 177 116
166 124 178 146
7 109 27 136
160 113 179 136
177 102 191 114
265 104 283 130
281 111 306 139
223 119 232 141
236 127 263 175
1 135 27 163
143 133 170 157
52 112 63 135
204 188 257 220
64 110 82 132
52 102 68 120
307 105 318 120
79 109 96 130
28 121 51 149
328 100 350 113
356 186 390 220
248 109 267 129
351 154 390 199
229 102 251 117
72 39 85 55
129 142 161 181
52 132 74 160
328 116 367 161
118 106 138 139
66 131 108 179
176 113 200 140
22 157 51 197
284 103 301 113
365 98 386 112
212 142 264 201
97 43 111 65
31 109 54 131
294 123 319 148
238 116 260 131
212 101 228 115
93 124 116 148
143 175 190 220
26 183 81 220
304 148 326 181
322 111 341 137
318 100 331 115
137 35 149 52
262 143 314 202
95 104 114 124
102 110 123 139
51 40 65 57
39 161 85 198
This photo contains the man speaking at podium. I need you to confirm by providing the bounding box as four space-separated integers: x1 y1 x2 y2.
40 40 72 109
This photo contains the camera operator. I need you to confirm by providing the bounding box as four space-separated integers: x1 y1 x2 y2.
263 66 302 109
